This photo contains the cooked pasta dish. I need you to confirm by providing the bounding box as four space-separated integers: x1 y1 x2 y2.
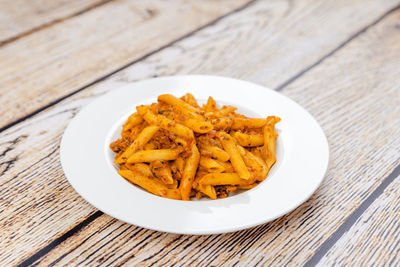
110 93 280 200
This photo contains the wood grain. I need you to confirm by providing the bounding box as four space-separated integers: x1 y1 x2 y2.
0 0 109 43
1 0 399 265
27 7 400 266
318 176 400 266
0 0 251 129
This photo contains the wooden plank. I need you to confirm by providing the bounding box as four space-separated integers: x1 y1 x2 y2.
27 7 400 266
0 0 251 130
0 0 399 265
318 176 400 266
0 0 109 43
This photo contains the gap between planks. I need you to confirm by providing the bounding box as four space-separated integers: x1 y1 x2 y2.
0 0 258 135
3 1 400 135
16 211 103 267
304 164 400 267
14 3 400 265
275 3 400 91
0 0 114 47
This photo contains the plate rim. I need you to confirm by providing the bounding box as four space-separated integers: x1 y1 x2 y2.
60 74 329 235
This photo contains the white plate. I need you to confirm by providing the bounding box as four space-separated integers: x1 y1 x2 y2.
60 75 329 235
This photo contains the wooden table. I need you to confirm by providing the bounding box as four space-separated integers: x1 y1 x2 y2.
1 0 399 265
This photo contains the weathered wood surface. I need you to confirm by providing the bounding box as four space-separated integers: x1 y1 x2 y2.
318 176 400 266
25 7 400 266
0 0 251 130
0 0 109 43
0 0 399 265
0 0 399 131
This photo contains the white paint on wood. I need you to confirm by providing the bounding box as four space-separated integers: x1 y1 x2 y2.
0 0 108 42
317 177 400 266
0 0 399 265
0 0 251 128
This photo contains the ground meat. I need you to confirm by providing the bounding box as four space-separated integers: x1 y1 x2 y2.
151 129 177 149
197 131 222 149
109 138 130 154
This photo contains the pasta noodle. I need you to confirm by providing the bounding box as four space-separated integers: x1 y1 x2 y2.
110 94 280 200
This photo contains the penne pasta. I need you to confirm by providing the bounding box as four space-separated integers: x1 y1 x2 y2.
184 118 214 134
123 113 143 129
128 162 153 177
241 148 267 182
122 122 144 140
110 94 280 200
232 132 264 147
235 143 246 156
151 160 174 184
144 142 156 150
262 116 281 168
118 170 181 200
217 161 235 173
158 94 202 120
115 125 159 163
198 173 247 186
210 117 233 130
231 118 267 130
215 105 237 116
174 157 185 177
204 96 217 113
181 93 199 107
201 145 230 162
179 143 200 200
127 149 179 163
218 132 250 180
174 137 188 147
122 113 144 138
196 184 217 199
129 163 177 189
199 157 225 173
137 105 194 139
